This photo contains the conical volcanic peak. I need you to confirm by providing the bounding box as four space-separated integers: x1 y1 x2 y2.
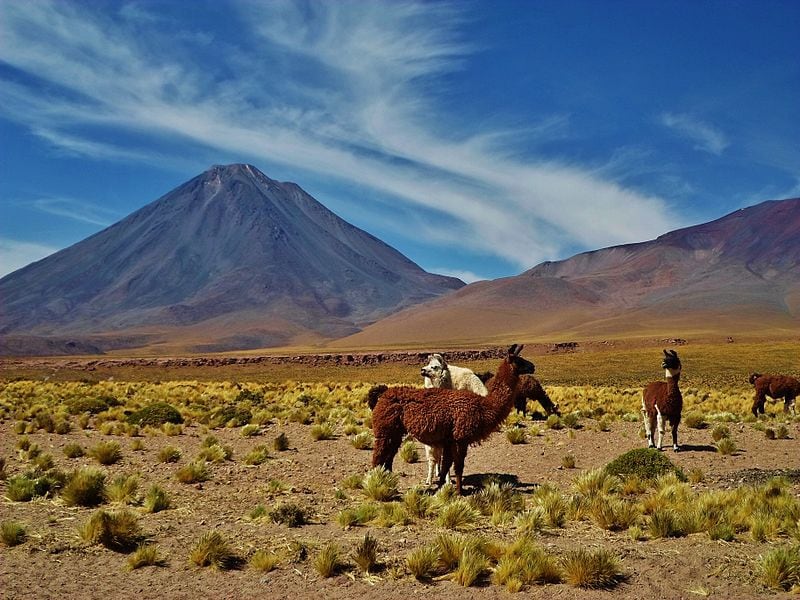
0 165 463 354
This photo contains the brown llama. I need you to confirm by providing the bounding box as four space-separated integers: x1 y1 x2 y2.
476 371 560 417
749 373 800 417
369 344 535 495
641 349 683 451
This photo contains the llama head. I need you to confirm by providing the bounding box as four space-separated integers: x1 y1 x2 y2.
421 353 449 384
507 344 535 376
661 349 681 377
748 372 762 385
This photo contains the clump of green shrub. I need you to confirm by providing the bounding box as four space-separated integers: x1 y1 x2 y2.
176 461 210 484
62 467 107 507
399 440 419 463
127 402 183 427
158 446 181 463
244 445 270 465
604 448 685 481
683 412 707 429
143 485 170 513
269 502 308 527
189 531 239 569
89 441 122 465
273 432 290 451
362 466 399 501
79 509 141 551
716 437 737 455
711 424 730 441
210 404 252 428
561 547 624 589
127 543 166 570
506 427 527 444
1 521 27 547
7 469 66 502
63 443 85 458
759 546 800 590
313 542 341 578
66 396 115 415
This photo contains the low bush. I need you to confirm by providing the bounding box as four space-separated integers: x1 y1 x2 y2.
88 441 122 465
61 468 106 507
269 502 308 527
561 547 624 589
189 531 238 569
127 402 183 427
79 509 141 551
1 521 27 547
604 448 685 481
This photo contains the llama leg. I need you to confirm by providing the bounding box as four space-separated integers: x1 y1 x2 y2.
425 445 441 486
671 419 680 451
452 443 468 496
784 395 796 416
438 445 455 489
752 392 766 417
656 407 665 450
642 397 654 448
424 445 433 485
372 434 402 471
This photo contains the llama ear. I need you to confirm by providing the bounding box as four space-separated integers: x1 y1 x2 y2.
663 349 670 357
515 344 524 355
507 344 518 356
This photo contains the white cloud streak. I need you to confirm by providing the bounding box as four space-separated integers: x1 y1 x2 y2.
0 238 59 278
30 197 122 227
660 112 730 155
427 268 486 284
0 0 682 271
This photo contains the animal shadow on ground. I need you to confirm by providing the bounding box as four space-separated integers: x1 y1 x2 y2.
460 473 540 495
678 443 718 453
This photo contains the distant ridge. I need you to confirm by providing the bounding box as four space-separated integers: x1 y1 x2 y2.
0 164 463 355
336 198 800 347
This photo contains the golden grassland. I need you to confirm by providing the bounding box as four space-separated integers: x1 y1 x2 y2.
1 339 800 595
3 340 798 387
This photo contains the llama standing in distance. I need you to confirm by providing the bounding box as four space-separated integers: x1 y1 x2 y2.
642 349 683 451
749 373 800 417
477 371 560 417
369 344 535 495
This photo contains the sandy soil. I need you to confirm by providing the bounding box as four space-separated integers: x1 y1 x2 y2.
1 415 798 599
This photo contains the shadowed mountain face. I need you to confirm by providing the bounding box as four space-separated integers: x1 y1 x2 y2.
0 164 463 354
338 198 800 347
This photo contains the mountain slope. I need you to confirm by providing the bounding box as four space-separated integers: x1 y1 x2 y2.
0 164 463 353
336 198 800 347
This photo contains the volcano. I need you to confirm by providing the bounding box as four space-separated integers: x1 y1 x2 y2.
0 164 464 354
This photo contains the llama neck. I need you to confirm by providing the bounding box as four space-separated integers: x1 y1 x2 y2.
665 369 682 398
483 360 519 426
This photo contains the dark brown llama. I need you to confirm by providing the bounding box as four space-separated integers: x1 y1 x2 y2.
476 371 560 417
641 349 683 451
369 344 535 495
749 373 800 417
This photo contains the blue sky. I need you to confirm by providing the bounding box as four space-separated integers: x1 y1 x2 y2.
1 0 798 282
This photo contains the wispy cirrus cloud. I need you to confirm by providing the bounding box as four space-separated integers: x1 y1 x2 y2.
0 0 682 271
30 197 122 227
428 268 486 284
659 112 730 155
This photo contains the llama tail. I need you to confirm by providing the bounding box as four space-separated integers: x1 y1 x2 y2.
366 384 389 410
